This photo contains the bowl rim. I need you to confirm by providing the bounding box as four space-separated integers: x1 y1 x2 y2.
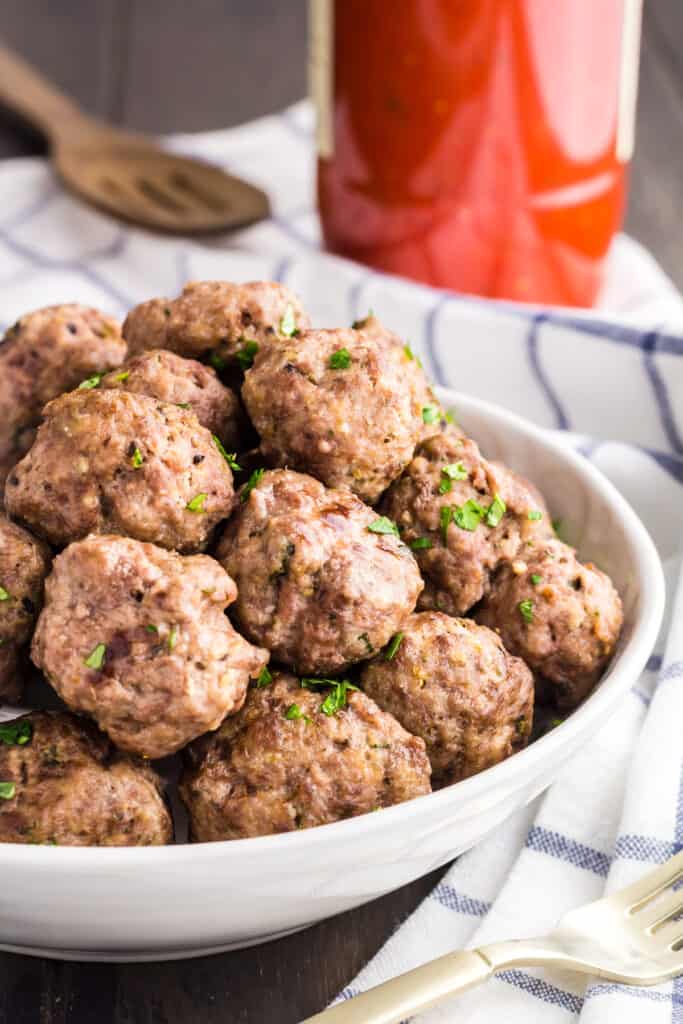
0 388 665 870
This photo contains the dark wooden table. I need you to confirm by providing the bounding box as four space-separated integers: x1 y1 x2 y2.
0 4 680 1023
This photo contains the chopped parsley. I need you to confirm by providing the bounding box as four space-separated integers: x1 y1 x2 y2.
145 624 158 634
78 373 103 390
453 499 486 531
300 677 359 716
384 632 404 660
528 510 543 521
0 782 16 800
444 410 457 425
280 304 298 337
236 339 259 371
422 404 440 425
209 351 227 372
241 467 265 502
552 517 563 535
284 703 310 723
186 493 208 512
84 643 106 670
359 632 374 654
439 461 467 493
530 574 542 585
0 586 10 602
367 516 399 537
131 447 144 469
519 599 534 624
168 625 179 651
410 537 432 551
113 370 130 383
440 505 453 542
328 347 351 370
485 493 506 528
0 720 32 746
256 666 273 688
403 343 423 368
176 402 191 410
212 435 241 471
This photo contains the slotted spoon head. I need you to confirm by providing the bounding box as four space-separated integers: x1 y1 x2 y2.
55 136 271 234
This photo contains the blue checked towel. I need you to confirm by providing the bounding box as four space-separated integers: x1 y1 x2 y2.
1 102 683 1021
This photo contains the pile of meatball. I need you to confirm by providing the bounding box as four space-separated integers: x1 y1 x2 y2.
0 283 623 847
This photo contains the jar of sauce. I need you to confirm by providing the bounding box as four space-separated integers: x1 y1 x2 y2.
311 0 643 307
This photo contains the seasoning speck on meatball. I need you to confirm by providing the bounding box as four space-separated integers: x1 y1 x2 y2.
380 433 553 615
5 389 235 553
179 672 431 840
241 324 432 503
361 612 534 786
476 538 624 708
0 711 172 845
31 535 269 759
0 304 126 494
216 469 423 674
122 280 311 372
0 516 51 704
100 348 246 452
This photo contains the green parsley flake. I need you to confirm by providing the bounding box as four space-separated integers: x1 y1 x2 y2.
422 404 440 425
444 410 457 425
186 493 208 513
176 403 191 410
84 643 106 670
519 599 534 624
113 370 130 383
403 343 423 368
241 468 265 503
410 537 432 551
440 505 453 542
552 517 563 535
0 782 16 800
531 574 542 585
209 352 227 372
0 720 32 746
78 373 103 391
256 666 273 688
359 632 374 654
131 447 144 469
168 625 179 651
145 624 158 634
328 347 351 370
367 516 399 537
284 703 310 723
439 461 468 493
280 304 298 337
300 677 359 716
212 435 241 471
485 493 506 528
384 632 404 660
528 510 543 521
0 586 10 602
453 499 485 531
236 339 259 371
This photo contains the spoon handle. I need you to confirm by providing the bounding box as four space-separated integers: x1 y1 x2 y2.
0 40 87 141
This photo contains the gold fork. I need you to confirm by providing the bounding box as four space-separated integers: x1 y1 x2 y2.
0 39 270 234
303 849 683 1023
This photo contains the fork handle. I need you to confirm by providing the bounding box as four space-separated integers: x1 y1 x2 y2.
0 40 88 141
300 950 492 1024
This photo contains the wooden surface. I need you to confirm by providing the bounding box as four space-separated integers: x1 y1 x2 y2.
0 4 680 1023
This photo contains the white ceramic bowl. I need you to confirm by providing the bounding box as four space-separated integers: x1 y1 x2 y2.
0 388 665 962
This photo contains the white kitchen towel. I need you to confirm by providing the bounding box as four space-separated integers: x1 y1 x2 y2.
0 101 682 1022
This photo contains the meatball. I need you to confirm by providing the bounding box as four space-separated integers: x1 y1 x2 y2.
100 349 246 452
216 469 423 674
476 538 623 708
0 516 51 703
179 672 431 840
5 389 235 553
361 612 534 786
122 280 311 371
380 433 552 615
0 711 172 845
242 325 431 503
0 304 126 492
31 535 269 759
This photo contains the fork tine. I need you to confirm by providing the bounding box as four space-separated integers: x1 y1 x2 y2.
637 886 683 931
612 849 683 913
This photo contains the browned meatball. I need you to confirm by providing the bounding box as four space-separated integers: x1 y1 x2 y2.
216 469 423 674
0 711 172 845
380 433 552 615
476 538 623 709
361 612 534 786
5 389 235 553
99 349 246 452
242 325 432 503
0 516 51 704
122 280 310 371
31 535 269 759
0 304 126 493
179 672 431 840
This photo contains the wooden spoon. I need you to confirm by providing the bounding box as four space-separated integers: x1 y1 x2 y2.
0 40 271 233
